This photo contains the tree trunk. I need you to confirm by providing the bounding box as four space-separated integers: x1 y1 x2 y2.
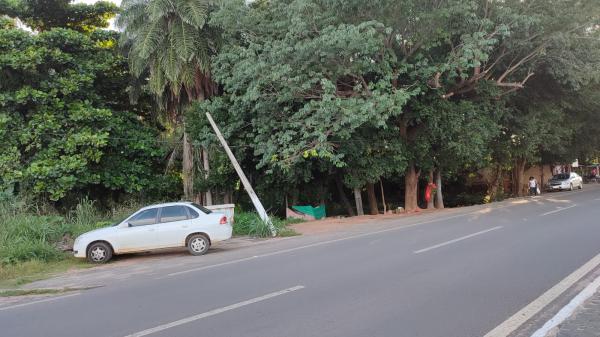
335 175 355 216
202 147 213 206
353 188 364 216
404 163 420 212
487 164 503 201
540 164 545 192
427 169 435 209
366 182 379 215
435 169 444 209
512 158 527 196
182 131 194 200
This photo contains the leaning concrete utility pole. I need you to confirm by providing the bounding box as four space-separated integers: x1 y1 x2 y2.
205 112 276 236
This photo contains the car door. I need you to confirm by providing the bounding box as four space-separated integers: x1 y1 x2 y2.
154 206 193 248
113 208 160 253
186 206 212 233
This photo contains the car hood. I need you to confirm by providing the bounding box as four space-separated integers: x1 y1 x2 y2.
549 179 569 183
76 226 117 240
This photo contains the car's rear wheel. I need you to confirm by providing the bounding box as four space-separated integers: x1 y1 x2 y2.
187 234 210 256
87 242 112 264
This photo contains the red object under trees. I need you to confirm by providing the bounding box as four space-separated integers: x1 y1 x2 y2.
425 182 437 203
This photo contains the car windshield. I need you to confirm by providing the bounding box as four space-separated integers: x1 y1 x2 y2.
191 203 212 214
110 215 129 226
552 174 570 180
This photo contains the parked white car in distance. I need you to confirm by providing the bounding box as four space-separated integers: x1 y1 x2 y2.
547 172 584 191
73 202 232 263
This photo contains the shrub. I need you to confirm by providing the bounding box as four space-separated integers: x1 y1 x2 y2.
233 212 301 237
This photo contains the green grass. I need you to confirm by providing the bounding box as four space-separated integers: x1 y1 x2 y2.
0 287 86 297
233 212 302 237
0 258 92 288
0 197 141 284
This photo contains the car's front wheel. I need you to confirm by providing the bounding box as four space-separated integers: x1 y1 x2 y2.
187 234 210 256
87 242 113 264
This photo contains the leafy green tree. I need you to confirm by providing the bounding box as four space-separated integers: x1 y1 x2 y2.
0 0 118 32
206 0 413 209
419 94 503 208
501 21 600 196
377 0 599 210
338 127 407 214
0 27 163 201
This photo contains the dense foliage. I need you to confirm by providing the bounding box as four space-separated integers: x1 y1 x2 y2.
1 1 172 203
189 0 600 211
1 0 599 216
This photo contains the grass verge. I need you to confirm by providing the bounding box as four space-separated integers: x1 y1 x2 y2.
0 287 85 297
0 197 141 285
0 258 92 288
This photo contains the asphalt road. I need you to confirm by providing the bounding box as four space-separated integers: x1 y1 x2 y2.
2 186 600 337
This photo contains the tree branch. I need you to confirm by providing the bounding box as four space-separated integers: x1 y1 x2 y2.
496 44 545 84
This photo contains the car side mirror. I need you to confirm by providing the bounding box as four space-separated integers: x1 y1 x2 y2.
127 222 133 227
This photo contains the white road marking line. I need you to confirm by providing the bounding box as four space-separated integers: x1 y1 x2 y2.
413 226 503 254
540 204 577 216
123 286 304 337
530 273 600 337
166 210 497 277
483 252 600 337
0 292 80 312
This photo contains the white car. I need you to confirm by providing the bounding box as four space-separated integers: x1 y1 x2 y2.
547 172 584 191
73 202 232 263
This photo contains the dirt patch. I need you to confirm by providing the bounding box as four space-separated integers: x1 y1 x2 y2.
290 208 445 235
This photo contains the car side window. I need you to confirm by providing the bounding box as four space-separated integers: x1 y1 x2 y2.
160 206 189 223
129 209 159 227
186 207 199 219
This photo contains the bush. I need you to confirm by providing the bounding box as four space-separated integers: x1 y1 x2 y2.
233 212 302 237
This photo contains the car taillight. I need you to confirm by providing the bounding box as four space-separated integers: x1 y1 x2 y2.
219 216 227 225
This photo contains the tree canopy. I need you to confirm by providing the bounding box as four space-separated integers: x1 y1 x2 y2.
0 0 118 32
1 0 599 214
0 2 170 202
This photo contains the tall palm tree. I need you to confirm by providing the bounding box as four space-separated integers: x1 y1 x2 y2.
117 0 219 201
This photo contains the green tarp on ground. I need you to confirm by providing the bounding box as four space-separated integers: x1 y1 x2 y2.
292 205 326 220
